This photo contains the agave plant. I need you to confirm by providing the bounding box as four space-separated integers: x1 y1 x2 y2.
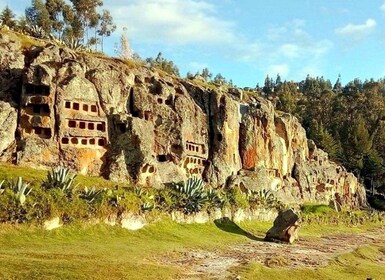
65 38 85 51
9 177 32 205
0 180 5 194
206 188 224 207
79 186 104 203
25 24 47 39
45 166 77 193
249 189 277 205
174 177 207 214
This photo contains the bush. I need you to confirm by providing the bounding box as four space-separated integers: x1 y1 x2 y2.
301 203 334 215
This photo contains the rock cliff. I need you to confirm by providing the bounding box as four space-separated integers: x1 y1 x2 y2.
0 31 366 208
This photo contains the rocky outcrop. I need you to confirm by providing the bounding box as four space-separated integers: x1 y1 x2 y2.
0 31 366 208
265 209 301 244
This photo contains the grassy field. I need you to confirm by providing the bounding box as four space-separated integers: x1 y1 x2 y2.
1 163 385 279
234 245 385 280
0 221 269 279
0 163 117 189
0 220 384 279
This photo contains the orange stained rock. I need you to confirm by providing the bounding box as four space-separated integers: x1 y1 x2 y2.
242 147 257 170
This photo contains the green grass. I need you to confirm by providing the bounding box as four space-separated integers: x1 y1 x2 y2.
301 203 334 215
0 220 261 279
0 221 384 279
0 163 118 189
234 245 385 280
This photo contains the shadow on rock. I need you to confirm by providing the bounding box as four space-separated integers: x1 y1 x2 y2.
214 217 264 241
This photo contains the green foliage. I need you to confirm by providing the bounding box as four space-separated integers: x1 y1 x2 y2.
9 177 33 206
0 5 16 28
79 186 104 203
145 52 180 76
227 186 249 209
173 177 207 214
44 166 77 194
301 203 334 215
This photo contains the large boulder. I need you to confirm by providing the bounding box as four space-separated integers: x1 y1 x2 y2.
265 209 301 244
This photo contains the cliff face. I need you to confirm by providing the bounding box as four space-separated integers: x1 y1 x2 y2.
0 32 366 208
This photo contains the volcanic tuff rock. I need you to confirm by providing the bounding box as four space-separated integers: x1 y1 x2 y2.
0 31 366 207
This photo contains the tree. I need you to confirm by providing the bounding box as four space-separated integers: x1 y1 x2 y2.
97 10 116 52
213 73 226 85
0 5 16 28
275 73 282 91
333 74 342 92
201 67 212 81
276 82 297 114
263 74 274 96
115 27 134 59
146 52 180 76
25 0 52 33
69 0 103 43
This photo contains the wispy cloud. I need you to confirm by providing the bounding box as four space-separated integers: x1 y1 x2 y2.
381 3 385 11
335 19 376 41
267 64 290 78
260 20 333 79
109 0 237 45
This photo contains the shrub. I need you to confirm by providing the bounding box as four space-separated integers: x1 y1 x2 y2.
227 186 249 210
301 203 334 215
9 177 33 206
44 166 77 194
173 177 208 214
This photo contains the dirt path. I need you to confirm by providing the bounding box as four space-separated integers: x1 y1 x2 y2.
160 226 385 280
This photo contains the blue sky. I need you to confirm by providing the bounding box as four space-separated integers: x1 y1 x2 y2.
2 0 385 87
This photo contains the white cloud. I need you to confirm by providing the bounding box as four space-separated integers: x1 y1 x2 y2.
381 3 385 11
188 61 208 73
335 19 376 41
279 44 300 58
109 0 237 45
267 64 290 78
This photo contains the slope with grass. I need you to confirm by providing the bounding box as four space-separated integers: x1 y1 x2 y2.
0 220 384 279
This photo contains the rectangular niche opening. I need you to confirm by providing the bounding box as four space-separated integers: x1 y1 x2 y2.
81 139 87 145
43 128 52 138
34 127 42 134
73 103 80 110
83 104 89 111
157 155 169 162
33 105 40 114
62 137 69 144
25 84 34 94
91 105 97 113
79 122 86 129
68 120 77 128
71 138 78 145
88 123 95 130
98 138 105 146
89 139 96 145
118 123 126 133
97 123 105 131
65 101 71 109
42 104 50 114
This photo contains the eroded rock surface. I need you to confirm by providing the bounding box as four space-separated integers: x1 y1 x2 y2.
265 209 301 243
0 32 366 207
